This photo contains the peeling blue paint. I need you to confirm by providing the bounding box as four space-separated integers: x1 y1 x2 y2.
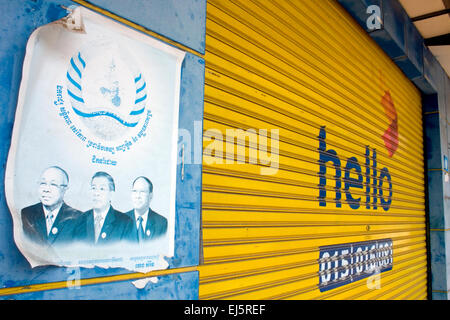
84 0 206 54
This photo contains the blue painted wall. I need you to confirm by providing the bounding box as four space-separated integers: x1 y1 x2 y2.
337 0 445 94
0 0 205 299
84 0 206 54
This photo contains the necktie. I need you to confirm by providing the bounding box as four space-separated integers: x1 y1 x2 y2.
46 213 54 236
137 216 145 243
94 214 103 242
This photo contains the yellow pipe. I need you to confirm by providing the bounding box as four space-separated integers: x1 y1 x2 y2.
0 266 198 297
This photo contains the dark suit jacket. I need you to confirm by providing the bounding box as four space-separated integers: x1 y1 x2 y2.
21 202 83 246
125 208 167 243
76 206 135 245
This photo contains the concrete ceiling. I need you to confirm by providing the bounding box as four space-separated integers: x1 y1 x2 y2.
399 0 450 78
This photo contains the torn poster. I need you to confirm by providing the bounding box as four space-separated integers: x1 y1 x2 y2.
5 6 185 273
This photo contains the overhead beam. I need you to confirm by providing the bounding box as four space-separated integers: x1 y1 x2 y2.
425 33 450 46
411 9 450 22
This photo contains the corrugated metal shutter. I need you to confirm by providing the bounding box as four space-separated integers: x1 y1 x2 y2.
199 0 427 300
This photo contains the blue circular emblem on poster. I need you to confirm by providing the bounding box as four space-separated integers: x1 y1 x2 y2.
66 39 148 140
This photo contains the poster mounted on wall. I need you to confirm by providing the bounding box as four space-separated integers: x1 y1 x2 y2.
5 6 185 273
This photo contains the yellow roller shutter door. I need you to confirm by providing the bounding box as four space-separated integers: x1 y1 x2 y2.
199 0 427 300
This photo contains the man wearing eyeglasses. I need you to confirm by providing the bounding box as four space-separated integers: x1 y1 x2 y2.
125 176 167 244
21 166 82 246
76 171 134 245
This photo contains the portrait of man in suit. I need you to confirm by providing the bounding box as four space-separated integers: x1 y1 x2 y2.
77 171 134 245
21 166 82 246
125 176 167 244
